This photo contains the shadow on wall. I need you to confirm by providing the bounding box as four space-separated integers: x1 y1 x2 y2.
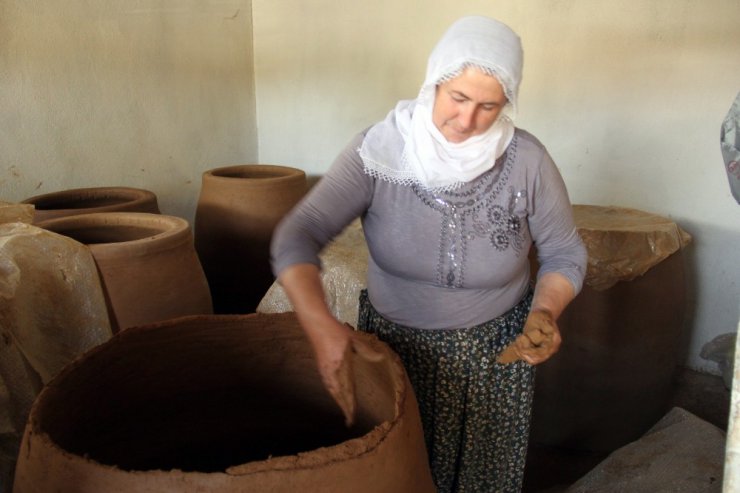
678 235 698 370
677 219 740 373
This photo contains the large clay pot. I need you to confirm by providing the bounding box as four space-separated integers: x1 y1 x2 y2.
13 312 435 493
194 164 307 314
22 186 160 224
529 205 692 453
37 212 212 333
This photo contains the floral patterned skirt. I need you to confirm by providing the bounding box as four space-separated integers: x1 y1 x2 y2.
357 289 535 493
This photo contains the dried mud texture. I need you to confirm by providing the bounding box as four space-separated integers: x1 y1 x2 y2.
573 205 691 290
13 312 435 493
37 212 213 332
21 187 160 224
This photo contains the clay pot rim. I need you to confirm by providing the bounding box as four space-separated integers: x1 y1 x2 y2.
203 164 306 185
26 313 409 477
36 212 193 258
21 186 158 210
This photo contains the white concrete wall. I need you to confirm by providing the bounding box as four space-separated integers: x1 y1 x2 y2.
252 0 740 373
0 0 258 223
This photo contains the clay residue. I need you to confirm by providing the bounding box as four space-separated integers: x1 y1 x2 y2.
328 329 386 427
497 311 557 364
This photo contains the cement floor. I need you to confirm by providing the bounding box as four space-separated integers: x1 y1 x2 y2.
522 366 731 493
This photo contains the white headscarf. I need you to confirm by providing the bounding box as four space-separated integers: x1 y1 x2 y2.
359 16 524 190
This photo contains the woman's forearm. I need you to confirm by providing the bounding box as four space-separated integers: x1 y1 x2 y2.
277 263 340 341
504 272 576 365
531 271 576 319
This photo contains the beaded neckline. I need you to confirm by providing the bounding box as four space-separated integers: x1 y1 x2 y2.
412 135 528 288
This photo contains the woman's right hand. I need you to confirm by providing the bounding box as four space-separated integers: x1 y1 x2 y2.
307 319 354 416
277 263 383 425
308 319 385 426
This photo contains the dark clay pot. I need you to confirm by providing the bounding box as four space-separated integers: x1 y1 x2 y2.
22 186 160 224
194 164 307 314
37 212 212 332
13 312 435 493
529 205 691 453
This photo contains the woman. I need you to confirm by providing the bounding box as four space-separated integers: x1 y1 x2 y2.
271 15 586 492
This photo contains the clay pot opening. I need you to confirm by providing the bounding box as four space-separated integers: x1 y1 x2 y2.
37 213 188 249
207 164 306 183
22 187 160 223
28 314 399 474
35 212 213 333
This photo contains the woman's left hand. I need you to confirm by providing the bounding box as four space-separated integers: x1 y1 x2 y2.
511 309 562 365
503 272 575 365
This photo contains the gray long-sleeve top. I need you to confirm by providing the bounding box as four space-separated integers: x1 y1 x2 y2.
271 128 587 329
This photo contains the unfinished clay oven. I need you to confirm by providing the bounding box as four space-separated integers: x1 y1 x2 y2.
22 186 160 223
529 205 692 452
194 164 307 314
13 312 435 493
37 212 212 332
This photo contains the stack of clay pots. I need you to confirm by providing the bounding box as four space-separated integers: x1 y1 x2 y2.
22 186 212 332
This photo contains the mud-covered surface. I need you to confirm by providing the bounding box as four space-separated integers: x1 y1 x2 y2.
14 313 436 493
573 205 691 290
36 314 379 472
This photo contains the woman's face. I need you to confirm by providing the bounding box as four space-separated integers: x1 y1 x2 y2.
432 66 508 143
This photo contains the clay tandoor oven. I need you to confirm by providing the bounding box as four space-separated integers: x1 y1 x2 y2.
13 312 435 493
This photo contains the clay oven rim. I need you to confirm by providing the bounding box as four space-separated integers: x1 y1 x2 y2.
573 204 692 240
25 313 407 476
36 212 193 259
203 164 306 187
22 187 158 211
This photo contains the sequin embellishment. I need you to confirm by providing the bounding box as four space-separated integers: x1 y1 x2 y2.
412 135 528 288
